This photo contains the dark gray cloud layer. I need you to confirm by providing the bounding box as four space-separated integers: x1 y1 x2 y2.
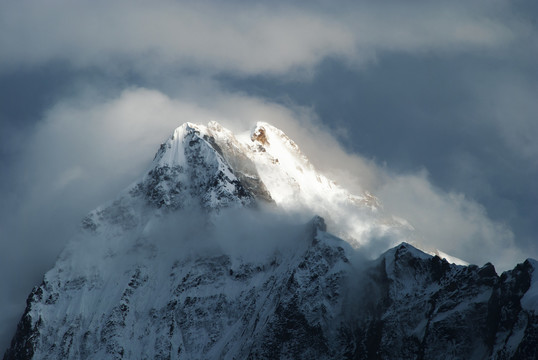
1 0 537 353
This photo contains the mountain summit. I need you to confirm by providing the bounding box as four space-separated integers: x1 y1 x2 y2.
82 121 409 248
5 122 538 359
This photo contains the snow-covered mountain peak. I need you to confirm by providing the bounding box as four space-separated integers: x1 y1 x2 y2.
171 122 196 139
82 122 260 234
154 122 209 167
383 241 432 260
243 122 376 211
249 122 310 166
80 121 468 264
150 120 382 221
216 122 411 249
6 121 538 360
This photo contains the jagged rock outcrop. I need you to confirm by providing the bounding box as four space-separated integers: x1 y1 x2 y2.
353 243 538 359
5 235 538 359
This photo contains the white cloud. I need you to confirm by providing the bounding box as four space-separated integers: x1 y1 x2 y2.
375 171 522 270
478 75 538 164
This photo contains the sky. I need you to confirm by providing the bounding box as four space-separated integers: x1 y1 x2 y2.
1 0 537 352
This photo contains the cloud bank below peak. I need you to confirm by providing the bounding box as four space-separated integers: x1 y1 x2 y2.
4 86 525 270
0 0 525 76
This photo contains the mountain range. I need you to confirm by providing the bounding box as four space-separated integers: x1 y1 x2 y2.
4 122 537 359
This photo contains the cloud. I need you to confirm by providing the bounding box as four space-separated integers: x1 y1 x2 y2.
0 0 521 76
374 170 522 270
473 73 538 165
6 84 527 267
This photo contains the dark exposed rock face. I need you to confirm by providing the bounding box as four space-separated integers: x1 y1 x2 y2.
3 289 40 360
4 222 355 359
353 244 538 360
5 239 537 359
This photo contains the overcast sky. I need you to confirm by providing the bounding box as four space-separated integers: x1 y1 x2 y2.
1 0 537 352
